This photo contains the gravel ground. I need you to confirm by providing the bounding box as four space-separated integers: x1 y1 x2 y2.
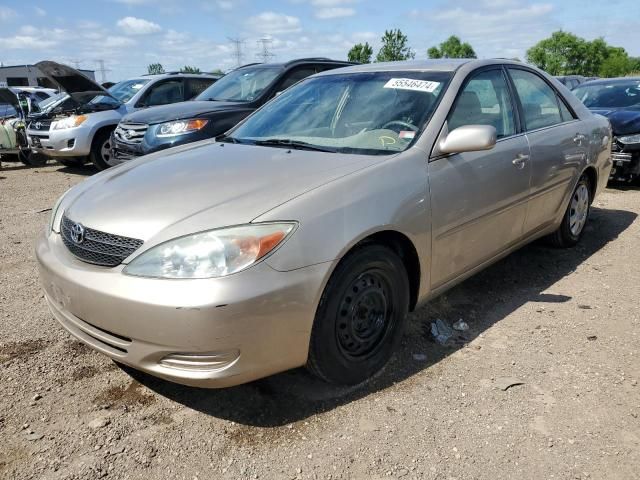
1 160 639 480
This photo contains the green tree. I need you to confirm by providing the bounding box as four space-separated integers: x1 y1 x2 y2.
526 31 635 77
348 42 373 63
147 63 165 75
427 35 476 59
210 68 224 75
376 29 415 62
180 66 201 73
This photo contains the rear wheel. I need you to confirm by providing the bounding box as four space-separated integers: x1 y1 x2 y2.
548 174 592 247
307 245 410 385
89 130 116 171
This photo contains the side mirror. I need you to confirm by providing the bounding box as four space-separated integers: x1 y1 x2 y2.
438 125 497 155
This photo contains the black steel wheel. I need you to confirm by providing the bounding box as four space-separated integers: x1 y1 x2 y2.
307 245 409 385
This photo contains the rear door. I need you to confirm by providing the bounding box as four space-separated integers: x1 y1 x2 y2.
429 67 532 288
506 67 587 234
185 77 216 100
136 79 186 108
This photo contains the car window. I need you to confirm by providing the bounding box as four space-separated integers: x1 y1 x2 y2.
573 81 640 108
196 66 282 102
448 69 516 138
277 67 317 93
144 80 185 106
558 97 575 122
186 78 215 100
509 69 563 130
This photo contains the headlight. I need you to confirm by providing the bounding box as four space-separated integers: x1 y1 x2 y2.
618 133 640 144
49 188 71 233
123 223 296 279
51 115 87 130
157 119 208 138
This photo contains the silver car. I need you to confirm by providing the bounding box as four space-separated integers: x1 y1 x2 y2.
27 62 219 170
36 60 612 388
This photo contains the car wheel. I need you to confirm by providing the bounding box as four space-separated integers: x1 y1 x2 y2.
548 174 592 247
307 245 410 385
57 157 87 168
19 149 48 167
89 130 116 171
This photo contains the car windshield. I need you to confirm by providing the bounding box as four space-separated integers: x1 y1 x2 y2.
226 71 452 155
196 66 282 102
88 79 150 106
573 80 640 109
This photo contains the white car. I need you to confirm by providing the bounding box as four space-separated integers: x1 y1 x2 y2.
27 62 220 169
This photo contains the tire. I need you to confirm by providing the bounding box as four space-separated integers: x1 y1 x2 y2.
89 130 115 171
57 157 87 168
307 245 410 385
21 149 48 167
548 174 592 248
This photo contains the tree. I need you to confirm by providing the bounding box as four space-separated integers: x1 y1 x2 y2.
210 68 224 75
427 36 476 59
147 63 165 75
348 42 373 64
180 66 201 73
526 31 636 77
376 29 415 62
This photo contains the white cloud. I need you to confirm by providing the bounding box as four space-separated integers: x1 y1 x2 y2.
34 7 46 17
246 12 302 34
117 16 162 35
0 6 17 21
315 7 355 19
311 0 355 5
217 0 233 10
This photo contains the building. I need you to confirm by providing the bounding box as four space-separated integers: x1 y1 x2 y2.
0 64 96 88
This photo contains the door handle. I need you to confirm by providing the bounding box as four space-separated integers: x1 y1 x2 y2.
512 153 529 169
573 133 586 144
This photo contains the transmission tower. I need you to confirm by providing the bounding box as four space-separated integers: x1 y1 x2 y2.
69 59 83 69
256 37 275 63
94 59 111 83
227 37 245 67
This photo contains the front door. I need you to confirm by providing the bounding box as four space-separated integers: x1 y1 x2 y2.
429 67 531 289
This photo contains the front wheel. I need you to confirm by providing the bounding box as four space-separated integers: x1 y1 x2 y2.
307 245 410 385
548 174 592 247
89 130 116 171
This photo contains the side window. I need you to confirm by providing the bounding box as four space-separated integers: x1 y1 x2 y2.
277 67 317 93
142 80 185 107
558 97 576 122
508 69 563 130
448 69 516 138
186 78 215 100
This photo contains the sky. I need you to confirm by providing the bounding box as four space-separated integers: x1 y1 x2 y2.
0 0 638 82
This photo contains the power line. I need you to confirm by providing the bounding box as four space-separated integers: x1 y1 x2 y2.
227 37 245 67
94 59 111 83
256 37 275 63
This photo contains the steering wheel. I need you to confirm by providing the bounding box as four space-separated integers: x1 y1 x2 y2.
381 120 419 132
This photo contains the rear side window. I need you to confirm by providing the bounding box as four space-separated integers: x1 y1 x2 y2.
143 80 185 106
508 69 563 130
558 97 576 122
448 69 516 138
186 78 215 100
277 67 318 93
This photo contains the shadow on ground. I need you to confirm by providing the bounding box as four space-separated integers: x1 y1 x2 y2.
0 159 95 176
124 206 637 427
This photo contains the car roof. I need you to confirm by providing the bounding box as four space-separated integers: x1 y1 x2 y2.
235 58 354 71
315 58 522 75
140 73 222 79
578 77 640 87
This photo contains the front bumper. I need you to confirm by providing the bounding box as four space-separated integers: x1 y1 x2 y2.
27 125 92 158
609 141 640 182
36 230 331 387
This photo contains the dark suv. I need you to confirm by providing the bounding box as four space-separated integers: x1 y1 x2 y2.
111 58 354 163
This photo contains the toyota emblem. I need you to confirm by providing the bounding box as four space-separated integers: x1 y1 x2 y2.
34 121 42 129
70 223 85 244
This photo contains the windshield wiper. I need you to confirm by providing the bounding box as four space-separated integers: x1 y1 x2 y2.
215 134 244 144
252 138 337 153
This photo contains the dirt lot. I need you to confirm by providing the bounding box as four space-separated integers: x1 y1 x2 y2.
0 160 639 480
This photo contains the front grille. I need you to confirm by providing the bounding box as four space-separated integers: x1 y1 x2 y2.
114 122 148 145
61 215 144 267
612 151 633 163
28 119 51 132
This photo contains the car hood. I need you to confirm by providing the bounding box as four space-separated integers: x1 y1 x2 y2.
63 141 385 246
123 100 250 124
35 61 117 103
590 107 640 136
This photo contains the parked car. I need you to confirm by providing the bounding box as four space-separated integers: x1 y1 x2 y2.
27 61 221 170
555 75 587 90
110 58 354 164
37 59 611 388
573 77 640 183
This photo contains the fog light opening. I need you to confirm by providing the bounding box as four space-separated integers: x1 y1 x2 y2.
159 350 240 372
67 139 75 149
